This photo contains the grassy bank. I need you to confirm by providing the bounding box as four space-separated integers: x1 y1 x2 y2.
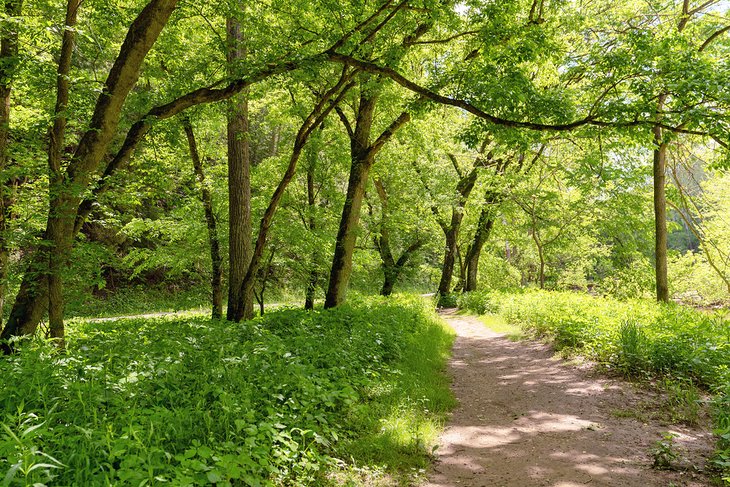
459 290 730 482
0 295 455 486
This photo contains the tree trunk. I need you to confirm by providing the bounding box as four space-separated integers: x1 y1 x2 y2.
304 271 317 310
464 217 494 292
653 123 669 303
431 150 484 301
47 0 81 348
372 179 424 297
325 89 411 308
182 117 223 319
531 227 546 289
438 223 459 297
254 247 275 316
463 153 513 292
232 74 353 319
325 92 377 308
225 14 254 321
0 254 47 353
381 265 398 296
0 0 22 330
325 149 374 307
378 238 423 297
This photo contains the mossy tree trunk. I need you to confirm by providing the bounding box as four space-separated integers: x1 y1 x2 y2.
1 0 178 350
653 103 669 303
325 86 410 308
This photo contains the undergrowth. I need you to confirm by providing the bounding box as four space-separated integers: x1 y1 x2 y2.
0 295 455 486
459 290 730 483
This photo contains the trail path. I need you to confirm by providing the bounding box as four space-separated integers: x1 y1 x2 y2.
425 309 715 487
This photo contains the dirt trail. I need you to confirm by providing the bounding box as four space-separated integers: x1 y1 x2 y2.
425 310 715 487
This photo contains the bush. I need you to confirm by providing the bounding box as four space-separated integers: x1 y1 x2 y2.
457 291 501 315
435 292 459 308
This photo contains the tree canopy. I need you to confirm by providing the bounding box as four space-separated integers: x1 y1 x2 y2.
0 0 728 339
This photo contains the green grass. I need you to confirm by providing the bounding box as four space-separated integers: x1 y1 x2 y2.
458 289 730 483
0 294 455 486
62 284 307 320
64 284 212 318
476 314 524 341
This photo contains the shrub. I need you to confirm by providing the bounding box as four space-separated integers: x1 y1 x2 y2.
457 291 501 315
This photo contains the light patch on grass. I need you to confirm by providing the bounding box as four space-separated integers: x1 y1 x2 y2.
478 314 524 341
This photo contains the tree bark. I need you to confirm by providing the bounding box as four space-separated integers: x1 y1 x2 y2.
325 87 410 308
464 217 494 292
304 152 318 310
380 242 423 296
0 0 22 330
253 247 275 316
225 14 254 322
47 0 81 348
371 178 424 296
536 237 546 289
435 157 482 299
325 91 377 308
182 117 223 319
234 73 354 319
437 222 461 296
653 96 669 303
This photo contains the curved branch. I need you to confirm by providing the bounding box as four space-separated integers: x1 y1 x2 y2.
326 51 727 139
699 24 730 52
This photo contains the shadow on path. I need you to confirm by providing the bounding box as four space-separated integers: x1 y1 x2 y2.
424 309 714 487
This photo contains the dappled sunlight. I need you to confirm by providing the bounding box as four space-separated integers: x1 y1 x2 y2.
439 425 522 450
425 312 714 487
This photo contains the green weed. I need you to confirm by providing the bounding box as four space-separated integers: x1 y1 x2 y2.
0 295 454 486
652 432 680 470
617 320 647 374
660 378 703 427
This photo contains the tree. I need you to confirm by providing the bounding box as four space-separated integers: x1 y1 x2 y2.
0 0 22 329
370 178 425 296
182 116 223 319
324 78 411 308
225 7 254 322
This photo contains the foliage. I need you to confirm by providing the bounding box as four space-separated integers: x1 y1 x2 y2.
652 432 680 470
0 296 454 486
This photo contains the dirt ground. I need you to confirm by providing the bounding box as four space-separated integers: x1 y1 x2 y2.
424 309 716 487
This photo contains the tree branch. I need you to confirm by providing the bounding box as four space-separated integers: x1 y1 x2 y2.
699 24 730 52
326 51 725 138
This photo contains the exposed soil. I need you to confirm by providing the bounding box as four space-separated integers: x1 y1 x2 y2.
424 309 716 487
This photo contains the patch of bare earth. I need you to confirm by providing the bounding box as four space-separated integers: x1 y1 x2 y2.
424 309 716 487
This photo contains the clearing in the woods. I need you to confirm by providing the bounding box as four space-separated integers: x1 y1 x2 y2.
426 309 715 487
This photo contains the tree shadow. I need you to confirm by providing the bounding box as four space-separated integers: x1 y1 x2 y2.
424 328 714 487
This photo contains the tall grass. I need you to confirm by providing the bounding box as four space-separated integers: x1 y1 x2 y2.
0 295 455 486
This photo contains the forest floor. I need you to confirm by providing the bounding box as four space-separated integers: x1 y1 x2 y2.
424 309 717 487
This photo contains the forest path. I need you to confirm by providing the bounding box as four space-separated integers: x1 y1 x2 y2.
424 309 715 487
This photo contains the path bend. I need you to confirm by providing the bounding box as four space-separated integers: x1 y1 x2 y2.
424 309 714 487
